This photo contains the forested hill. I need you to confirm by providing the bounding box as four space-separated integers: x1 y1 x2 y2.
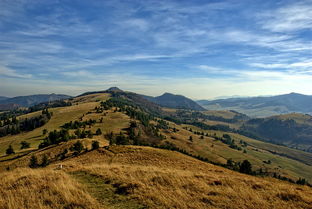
0 94 71 108
144 92 206 111
198 93 312 117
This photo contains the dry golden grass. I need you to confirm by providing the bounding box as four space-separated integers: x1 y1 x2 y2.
203 110 238 119
163 123 312 182
71 93 110 104
61 146 312 209
0 168 100 209
0 145 311 209
1 93 312 208
0 102 99 155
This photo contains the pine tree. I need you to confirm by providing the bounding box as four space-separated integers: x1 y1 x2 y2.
71 141 84 155
92 140 100 150
96 128 102 135
239 160 252 174
29 155 39 168
6 145 15 155
41 154 50 167
20 141 30 149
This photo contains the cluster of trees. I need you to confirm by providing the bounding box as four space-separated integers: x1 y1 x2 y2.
156 119 169 129
29 100 72 112
39 127 102 149
0 109 52 137
0 109 29 122
0 100 70 123
188 122 232 132
107 130 142 146
176 110 248 124
240 117 312 152
209 134 242 151
29 154 50 168
101 98 154 127
5 141 31 155
61 119 96 129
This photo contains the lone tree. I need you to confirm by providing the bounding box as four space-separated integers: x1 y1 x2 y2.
20 141 30 149
239 160 252 174
41 154 50 167
92 140 100 150
116 132 128 145
29 155 39 168
189 136 193 142
96 128 102 135
6 145 15 155
42 129 48 135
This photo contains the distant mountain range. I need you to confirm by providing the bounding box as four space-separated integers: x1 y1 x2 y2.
143 93 206 111
2 90 312 118
0 96 9 101
79 88 206 111
0 94 71 110
198 93 312 117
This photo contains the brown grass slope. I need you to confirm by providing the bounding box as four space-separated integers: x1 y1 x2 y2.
1 145 311 209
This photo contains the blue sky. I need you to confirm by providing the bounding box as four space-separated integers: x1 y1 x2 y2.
0 0 311 99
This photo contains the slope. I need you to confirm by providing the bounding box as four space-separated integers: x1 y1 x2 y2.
1 91 312 186
0 145 311 209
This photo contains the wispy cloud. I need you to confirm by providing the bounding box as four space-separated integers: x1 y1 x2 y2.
0 0 311 98
0 66 32 78
258 2 312 32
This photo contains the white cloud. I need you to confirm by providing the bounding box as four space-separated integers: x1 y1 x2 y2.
0 66 32 78
259 2 312 32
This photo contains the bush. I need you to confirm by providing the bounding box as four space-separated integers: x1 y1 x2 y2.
92 140 100 150
115 133 129 145
29 155 39 168
41 154 50 167
70 141 84 155
6 145 15 155
20 141 30 149
239 160 252 174
96 128 102 135
57 148 68 160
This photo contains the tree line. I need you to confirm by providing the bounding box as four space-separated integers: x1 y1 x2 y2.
0 109 52 137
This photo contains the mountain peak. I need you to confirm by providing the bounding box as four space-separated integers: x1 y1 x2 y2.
106 87 123 92
161 92 175 97
144 92 205 111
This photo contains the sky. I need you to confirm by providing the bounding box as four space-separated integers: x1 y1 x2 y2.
0 0 311 99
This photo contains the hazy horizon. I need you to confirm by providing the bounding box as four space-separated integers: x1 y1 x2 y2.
0 88 309 101
1 0 312 98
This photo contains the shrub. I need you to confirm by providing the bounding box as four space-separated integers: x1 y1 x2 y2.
239 160 252 174
41 154 50 167
96 128 102 135
116 132 129 145
20 141 30 149
6 145 15 155
29 155 39 168
70 141 84 155
92 140 100 150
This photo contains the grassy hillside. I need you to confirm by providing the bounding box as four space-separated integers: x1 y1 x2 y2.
241 113 312 152
1 91 312 208
0 145 311 209
1 92 312 181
